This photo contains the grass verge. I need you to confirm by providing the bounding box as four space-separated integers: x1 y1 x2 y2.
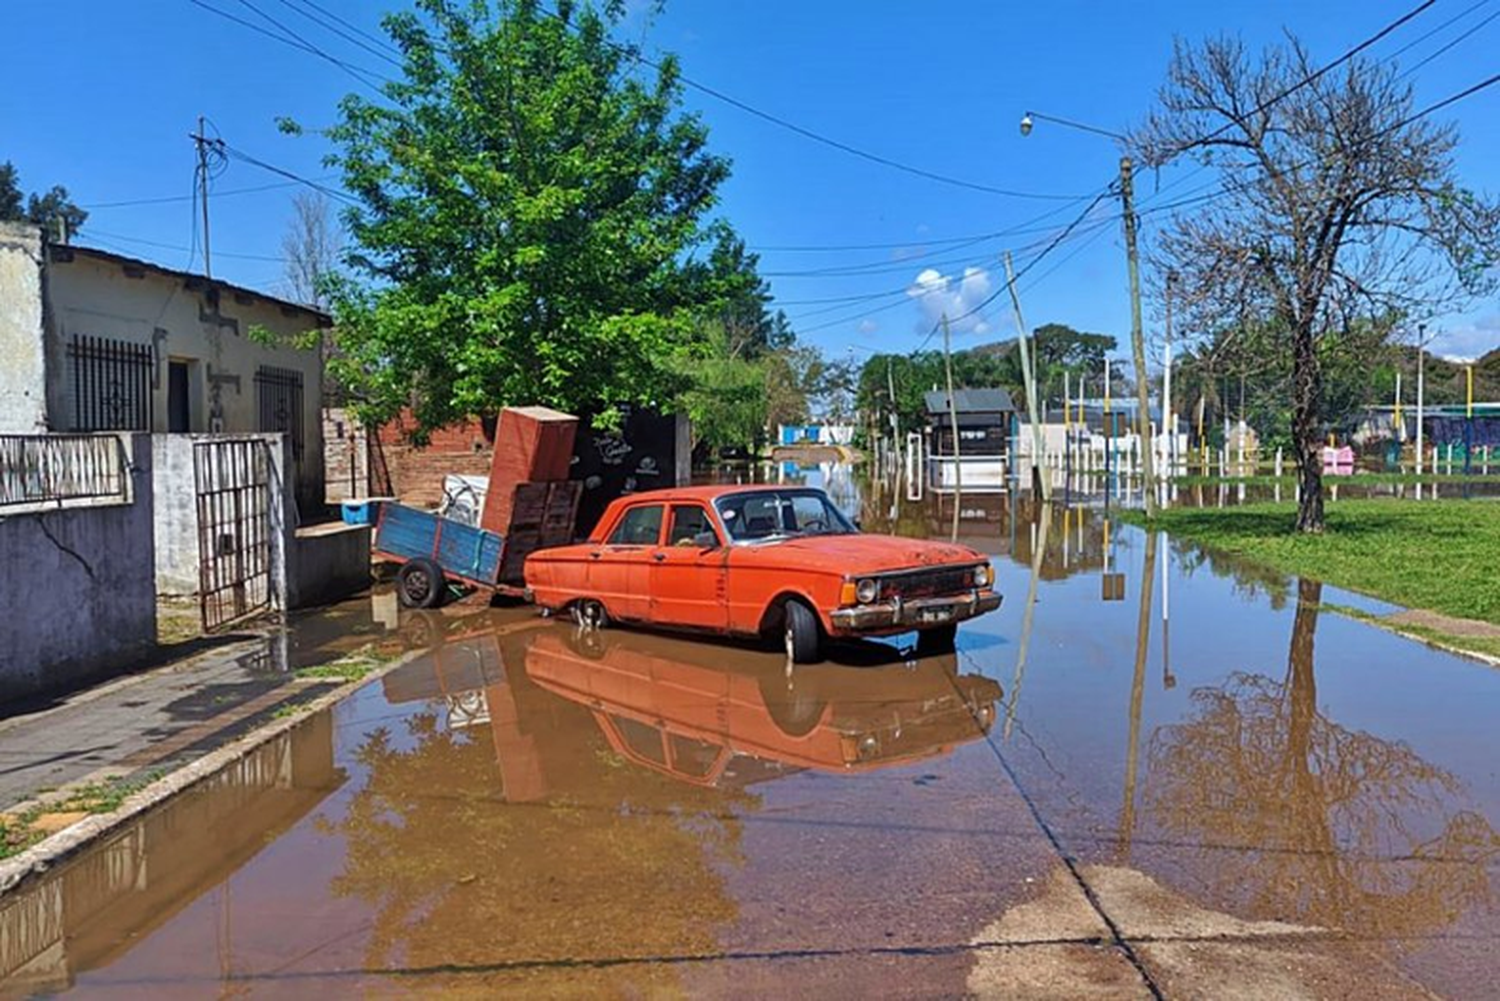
1172 472 1500 487
1131 499 1500 626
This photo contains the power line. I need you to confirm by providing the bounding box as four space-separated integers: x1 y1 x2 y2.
271 0 404 67
220 144 362 206
534 5 1088 202
184 0 391 95
85 176 341 210
288 0 404 58
87 228 285 263
1168 0 1440 158
907 188 1119 353
1397 7 1500 79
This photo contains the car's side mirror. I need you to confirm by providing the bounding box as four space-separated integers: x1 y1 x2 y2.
693 530 720 550
853 518 863 531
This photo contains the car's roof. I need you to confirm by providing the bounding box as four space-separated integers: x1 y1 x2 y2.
610 484 820 504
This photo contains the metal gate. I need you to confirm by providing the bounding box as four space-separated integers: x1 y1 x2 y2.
194 439 273 631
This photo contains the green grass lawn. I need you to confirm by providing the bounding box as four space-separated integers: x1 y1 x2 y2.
1138 500 1500 626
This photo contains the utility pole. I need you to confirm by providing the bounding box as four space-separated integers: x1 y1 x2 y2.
1120 156 1157 516
1416 323 1426 477
1003 251 1047 500
192 116 214 278
887 358 901 480
1163 270 1176 477
942 314 962 541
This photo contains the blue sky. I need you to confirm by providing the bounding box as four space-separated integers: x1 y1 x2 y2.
4 0 1497 362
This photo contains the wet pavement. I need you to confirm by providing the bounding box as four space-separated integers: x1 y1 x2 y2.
2 476 1498 997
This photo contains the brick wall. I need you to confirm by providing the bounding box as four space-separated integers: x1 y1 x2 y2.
368 410 495 509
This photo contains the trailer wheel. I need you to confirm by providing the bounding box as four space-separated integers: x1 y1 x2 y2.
397 558 447 609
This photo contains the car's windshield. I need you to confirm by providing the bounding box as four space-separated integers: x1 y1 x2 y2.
713 489 858 543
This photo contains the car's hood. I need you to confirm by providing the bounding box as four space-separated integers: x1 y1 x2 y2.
734 533 986 575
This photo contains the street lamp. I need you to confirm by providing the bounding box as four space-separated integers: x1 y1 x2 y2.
1021 109 1156 516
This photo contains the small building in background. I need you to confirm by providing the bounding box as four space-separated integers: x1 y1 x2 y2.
924 388 1015 491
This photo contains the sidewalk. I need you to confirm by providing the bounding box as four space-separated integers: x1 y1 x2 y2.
0 593 400 820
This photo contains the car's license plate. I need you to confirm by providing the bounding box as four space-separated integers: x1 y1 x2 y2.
920 607 953 623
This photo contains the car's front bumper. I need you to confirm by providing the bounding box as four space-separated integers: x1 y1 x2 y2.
829 589 1002 634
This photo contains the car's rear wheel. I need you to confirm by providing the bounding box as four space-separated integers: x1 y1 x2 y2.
783 600 822 664
572 598 609 630
915 623 958 656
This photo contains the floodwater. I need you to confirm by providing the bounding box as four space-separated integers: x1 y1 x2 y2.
3 470 1499 997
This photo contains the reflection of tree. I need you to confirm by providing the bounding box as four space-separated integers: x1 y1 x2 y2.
1144 577 1498 937
1172 542 1290 609
327 682 754 990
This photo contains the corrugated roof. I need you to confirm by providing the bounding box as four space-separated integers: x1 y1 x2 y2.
924 388 1015 414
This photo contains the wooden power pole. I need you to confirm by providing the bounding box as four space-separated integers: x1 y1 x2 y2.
1003 251 1047 501
1120 156 1157 516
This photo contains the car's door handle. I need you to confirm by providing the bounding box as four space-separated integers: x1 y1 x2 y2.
652 552 666 562
589 551 602 559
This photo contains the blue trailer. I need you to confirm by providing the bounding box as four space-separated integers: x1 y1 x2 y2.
369 481 583 608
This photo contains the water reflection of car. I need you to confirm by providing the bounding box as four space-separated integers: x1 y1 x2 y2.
524 485 1002 663
523 627 1003 786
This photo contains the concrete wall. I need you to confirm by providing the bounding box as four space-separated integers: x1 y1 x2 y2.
288 522 371 609
0 435 156 704
38 241 327 512
0 223 47 432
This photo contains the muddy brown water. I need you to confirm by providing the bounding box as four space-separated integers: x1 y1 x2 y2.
3 471 1498 997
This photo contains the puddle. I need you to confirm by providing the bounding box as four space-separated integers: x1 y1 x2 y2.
2 468 1497 997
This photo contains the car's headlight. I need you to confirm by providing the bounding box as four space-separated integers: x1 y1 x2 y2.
973 564 993 588
855 578 879 604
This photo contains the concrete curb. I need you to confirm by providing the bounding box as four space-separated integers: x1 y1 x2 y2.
0 647 424 899
1321 605 1500 669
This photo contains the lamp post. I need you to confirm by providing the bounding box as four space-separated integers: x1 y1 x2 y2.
1021 111 1157 517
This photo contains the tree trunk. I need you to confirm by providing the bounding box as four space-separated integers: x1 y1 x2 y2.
1291 321 1325 533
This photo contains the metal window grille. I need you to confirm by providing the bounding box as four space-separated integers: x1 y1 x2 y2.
68 334 154 431
0 434 127 508
255 366 305 463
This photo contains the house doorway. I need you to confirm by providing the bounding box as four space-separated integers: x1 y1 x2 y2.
168 361 191 433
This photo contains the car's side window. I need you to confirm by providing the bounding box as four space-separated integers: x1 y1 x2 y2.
668 505 719 546
607 504 665 546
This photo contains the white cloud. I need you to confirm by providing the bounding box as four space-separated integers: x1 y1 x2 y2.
906 266 995 337
857 319 879 334
1429 313 1500 362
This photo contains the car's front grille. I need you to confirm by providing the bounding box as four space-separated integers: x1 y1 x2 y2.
880 566 973 600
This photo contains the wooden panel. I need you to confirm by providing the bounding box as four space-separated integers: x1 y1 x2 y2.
480 407 578 535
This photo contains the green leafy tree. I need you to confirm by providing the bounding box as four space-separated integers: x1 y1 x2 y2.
316 0 736 439
0 161 87 237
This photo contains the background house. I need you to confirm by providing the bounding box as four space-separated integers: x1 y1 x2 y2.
0 222 329 511
925 388 1016 491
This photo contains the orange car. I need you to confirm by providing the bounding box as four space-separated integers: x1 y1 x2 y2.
523 485 1001 662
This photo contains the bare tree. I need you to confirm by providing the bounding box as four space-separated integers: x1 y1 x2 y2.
281 190 341 309
1131 37 1500 531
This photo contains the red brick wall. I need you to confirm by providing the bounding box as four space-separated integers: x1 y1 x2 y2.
369 410 495 509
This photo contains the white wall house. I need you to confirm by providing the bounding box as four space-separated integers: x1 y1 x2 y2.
0 222 330 510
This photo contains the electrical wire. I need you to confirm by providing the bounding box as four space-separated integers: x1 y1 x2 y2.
184 0 391 95
85 176 341 210
271 0 404 67
533 5 1088 203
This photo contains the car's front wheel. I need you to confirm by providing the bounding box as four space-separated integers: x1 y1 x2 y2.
783 600 823 664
